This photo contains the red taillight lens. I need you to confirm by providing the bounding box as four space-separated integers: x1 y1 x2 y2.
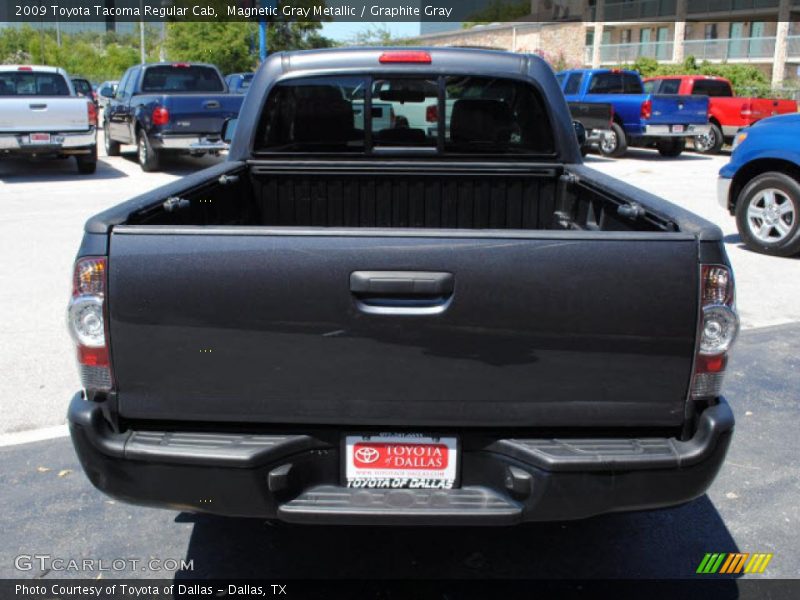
691 265 739 401
640 99 652 120
379 51 432 64
152 106 169 126
425 104 438 123
87 100 97 126
172 62 191 68
740 102 753 117
18 66 32 71
68 257 112 391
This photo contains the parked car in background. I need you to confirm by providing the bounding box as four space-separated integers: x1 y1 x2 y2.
103 62 243 171
557 72 613 155
718 113 800 256
96 80 118 109
558 68 710 158
68 48 737 525
71 77 98 109
225 72 254 94
0 65 97 174
645 75 798 155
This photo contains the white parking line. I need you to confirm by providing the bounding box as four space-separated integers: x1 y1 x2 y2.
0 424 69 447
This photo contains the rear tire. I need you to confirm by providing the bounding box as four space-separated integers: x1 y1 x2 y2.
75 146 97 175
694 122 724 155
657 138 685 158
598 123 627 158
735 172 800 257
103 122 120 157
137 131 160 172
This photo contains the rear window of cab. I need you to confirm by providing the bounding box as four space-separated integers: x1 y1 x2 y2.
254 74 556 157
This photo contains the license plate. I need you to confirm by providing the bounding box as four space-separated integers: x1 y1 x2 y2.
344 434 458 490
29 133 51 144
672 125 685 133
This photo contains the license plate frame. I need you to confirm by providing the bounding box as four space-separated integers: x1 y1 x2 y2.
342 433 459 490
29 133 51 144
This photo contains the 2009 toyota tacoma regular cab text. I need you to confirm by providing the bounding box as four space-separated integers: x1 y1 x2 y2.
67 48 738 525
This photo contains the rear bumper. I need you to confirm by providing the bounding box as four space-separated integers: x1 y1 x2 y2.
642 124 711 137
0 129 96 153
152 134 227 152
68 393 734 525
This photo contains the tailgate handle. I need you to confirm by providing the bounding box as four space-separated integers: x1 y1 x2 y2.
350 271 454 315
29 103 47 110
204 100 221 109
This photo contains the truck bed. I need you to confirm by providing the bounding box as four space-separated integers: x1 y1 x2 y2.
91 160 711 429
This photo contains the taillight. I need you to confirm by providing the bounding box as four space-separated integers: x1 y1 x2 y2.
87 100 97 126
640 99 652 120
152 106 169 126
740 102 753 117
690 265 739 400
425 104 438 122
67 257 112 392
379 51 432 64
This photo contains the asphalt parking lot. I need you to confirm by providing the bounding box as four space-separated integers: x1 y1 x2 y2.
1 139 798 581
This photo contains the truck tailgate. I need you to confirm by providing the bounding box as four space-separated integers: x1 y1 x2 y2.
0 98 89 132
160 95 242 134
108 228 699 428
648 94 708 125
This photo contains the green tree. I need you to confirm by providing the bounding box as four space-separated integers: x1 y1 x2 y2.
463 0 530 27
165 22 259 74
164 22 334 74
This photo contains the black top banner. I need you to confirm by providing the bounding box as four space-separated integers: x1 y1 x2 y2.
0 0 797 23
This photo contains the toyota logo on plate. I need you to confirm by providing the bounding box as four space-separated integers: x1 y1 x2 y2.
355 446 380 464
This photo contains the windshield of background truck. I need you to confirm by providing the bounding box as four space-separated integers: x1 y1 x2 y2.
141 66 224 93
0 72 70 96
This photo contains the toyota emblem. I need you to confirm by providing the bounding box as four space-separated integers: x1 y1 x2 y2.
355 446 380 464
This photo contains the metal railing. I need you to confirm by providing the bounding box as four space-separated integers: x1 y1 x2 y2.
683 37 776 61
788 36 800 59
598 41 674 63
686 0 780 13
584 46 594 65
603 0 678 20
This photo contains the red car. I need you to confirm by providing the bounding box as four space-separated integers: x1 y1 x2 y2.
644 75 797 154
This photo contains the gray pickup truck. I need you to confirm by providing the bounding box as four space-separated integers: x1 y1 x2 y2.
67 48 738 525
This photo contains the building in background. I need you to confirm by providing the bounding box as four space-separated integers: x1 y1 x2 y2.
411 0 800 86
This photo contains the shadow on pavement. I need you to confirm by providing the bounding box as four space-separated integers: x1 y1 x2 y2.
173 495 738 580
119 150 224 176
618 148 714 162
0 156 127 183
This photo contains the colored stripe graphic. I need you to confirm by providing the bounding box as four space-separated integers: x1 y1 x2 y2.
698 552 772 574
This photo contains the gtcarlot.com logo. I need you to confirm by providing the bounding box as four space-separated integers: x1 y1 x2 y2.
696 552 773 574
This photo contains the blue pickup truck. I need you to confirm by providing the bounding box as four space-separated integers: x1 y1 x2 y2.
558 69 709 158
104 62 243 171
718 114 800 257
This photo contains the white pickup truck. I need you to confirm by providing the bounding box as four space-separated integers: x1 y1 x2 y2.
0 65 98 174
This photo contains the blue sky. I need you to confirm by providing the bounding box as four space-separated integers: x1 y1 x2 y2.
320 22 421 43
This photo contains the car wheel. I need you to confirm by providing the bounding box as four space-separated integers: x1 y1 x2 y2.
657 138 685 158
75 146 97 175
694 123 724 155
104 122 120 157
735 172 800 257
598 123 627 158
137 132 160 172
